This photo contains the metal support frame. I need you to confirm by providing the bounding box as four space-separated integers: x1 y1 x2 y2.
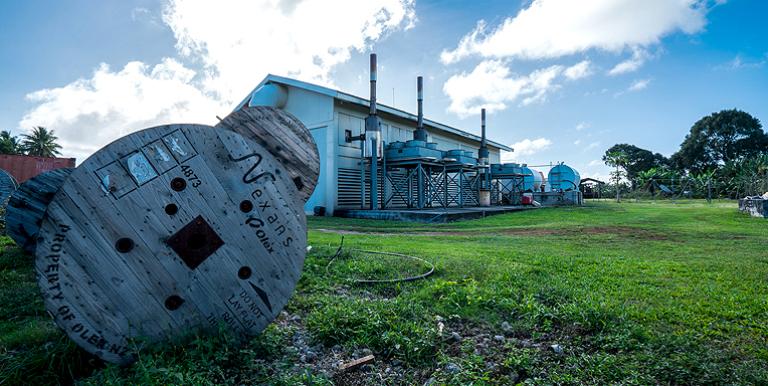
491 174 526 205
381 159 480 209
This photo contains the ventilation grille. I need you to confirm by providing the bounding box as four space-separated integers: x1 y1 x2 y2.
337 167 482 208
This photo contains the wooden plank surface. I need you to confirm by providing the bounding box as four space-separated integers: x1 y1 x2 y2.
0 168 18 220
5 168 73 253
35 124 307 364
215 106 320 203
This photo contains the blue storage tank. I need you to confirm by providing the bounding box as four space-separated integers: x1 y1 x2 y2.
548 163 581 191
520 165 543 192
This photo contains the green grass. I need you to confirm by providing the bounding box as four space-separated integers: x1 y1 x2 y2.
1 200 767 384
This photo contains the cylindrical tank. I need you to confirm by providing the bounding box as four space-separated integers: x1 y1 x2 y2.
548 163 581 191
248 83 288 109
520 165 543 192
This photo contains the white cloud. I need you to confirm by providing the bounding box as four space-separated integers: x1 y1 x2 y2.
584 141 601 151
501 137 552 163
718 54 767 70
574 139 582 145
628 78 651 91
163 0 416 101
442 60 563 116
512 137 553 156
608 48 650 75
564 60 592 80
575 121 590 131
20 0 416 160
588 159 604 167
613 78 651 97
131 7 150 21
441 0 708 64
20 59 224 157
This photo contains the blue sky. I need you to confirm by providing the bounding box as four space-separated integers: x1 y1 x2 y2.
1 0 766 180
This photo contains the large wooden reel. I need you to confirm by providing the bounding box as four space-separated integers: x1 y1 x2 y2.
0 168 18 218
216 106 319 202
35 124 306 364
6 168 73 254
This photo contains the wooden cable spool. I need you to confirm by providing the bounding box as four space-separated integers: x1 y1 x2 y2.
5 168 73 254
7 107 317 254
35 124 307 364
216 106 319 202
0 168 19 220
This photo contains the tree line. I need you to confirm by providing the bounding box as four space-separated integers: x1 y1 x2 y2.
603 109 768 199
0 127 62 157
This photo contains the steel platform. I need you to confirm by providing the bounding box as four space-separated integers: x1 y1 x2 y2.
333 205 537 223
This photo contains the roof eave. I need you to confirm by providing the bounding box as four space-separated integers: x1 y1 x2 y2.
243 75 513 152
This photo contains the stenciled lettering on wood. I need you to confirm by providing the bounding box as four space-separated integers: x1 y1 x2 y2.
35 124 307 364
215 106 320 203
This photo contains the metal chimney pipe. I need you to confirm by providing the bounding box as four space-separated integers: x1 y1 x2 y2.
369 53 377 115
364 53 381 209
414 76 428 141
417 76 424 130
481 108 487 148
478 108 489 166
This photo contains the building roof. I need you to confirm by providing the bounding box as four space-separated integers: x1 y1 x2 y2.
238 74 513 152
580 178 606 185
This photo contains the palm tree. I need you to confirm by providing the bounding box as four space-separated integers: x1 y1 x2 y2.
0 131 20 155
20 127 62 157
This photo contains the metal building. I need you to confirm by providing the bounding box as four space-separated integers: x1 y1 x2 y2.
238 74 511 216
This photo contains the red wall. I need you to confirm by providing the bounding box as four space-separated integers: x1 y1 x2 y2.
0 154 76 183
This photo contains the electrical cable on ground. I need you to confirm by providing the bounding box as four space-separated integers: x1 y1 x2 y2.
324 236 435 284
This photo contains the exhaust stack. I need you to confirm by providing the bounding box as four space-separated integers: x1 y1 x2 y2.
364 53 382 209
478 108 489 165
414 76 428 141
364 53 381 156
369 54 377 116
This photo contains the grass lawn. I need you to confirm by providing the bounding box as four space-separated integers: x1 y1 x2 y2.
1 200 767 384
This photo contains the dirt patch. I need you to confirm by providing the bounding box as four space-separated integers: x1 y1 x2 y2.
498 226 671 240
316 226 672 241
270 311 430 385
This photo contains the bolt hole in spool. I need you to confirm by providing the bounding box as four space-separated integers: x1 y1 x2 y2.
238 266 252 280
239 200 253 213
170 177 187 192
164 295 184 311
115 237 135 253
293 177 304 190
164 203 179 215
